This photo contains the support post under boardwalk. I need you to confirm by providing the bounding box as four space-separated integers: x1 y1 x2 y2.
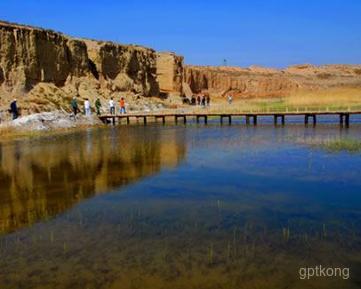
339 114 344 126
253 115 257 125
197 115 207 124
176 115 186 125
126 117 130 125
345 114 350 128
156 116 166 125
220 115 231 125
312 115 316 126
274 115 285 126
143 116 147 125
304 114 309 125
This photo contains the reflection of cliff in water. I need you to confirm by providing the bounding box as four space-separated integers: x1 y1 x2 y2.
0 127 186 234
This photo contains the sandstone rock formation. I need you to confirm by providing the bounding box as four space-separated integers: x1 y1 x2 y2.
0 20 161 115
84 39 159 96
156 52 183 97
184 64 361 98
1 19 361 115
0 21 90 91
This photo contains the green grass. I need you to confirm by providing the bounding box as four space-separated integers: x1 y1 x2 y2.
322 139 361 153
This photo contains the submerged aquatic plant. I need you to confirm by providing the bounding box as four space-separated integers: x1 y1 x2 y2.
208 243 214 265
282 227 290 242
322 139 361 154
227 241 231 261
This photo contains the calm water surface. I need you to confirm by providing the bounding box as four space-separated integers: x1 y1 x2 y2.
0 122 361 289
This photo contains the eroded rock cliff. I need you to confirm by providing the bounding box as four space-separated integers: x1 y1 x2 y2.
84 39 159 96
1 20 361 115
156 52 183 97
0 20 160 114
184 64 361 98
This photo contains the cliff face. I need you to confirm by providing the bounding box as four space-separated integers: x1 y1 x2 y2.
0 21 90 91
156 52 183 96
184 64 361 98
1 20 361 114
0 21 161 114
85 39 159 96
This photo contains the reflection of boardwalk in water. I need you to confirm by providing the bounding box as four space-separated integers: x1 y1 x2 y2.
0 127 187 234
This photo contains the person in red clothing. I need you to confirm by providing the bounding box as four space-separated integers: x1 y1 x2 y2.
119 97 126 114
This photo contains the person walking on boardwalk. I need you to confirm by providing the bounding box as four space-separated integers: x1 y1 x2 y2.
84 98 91 116
71 97 79 116
197 95 201 106
109 97 115 115
95 98 101 115
201 94 206 107
206 94 210 106
10 99 18 120
119 97 126 114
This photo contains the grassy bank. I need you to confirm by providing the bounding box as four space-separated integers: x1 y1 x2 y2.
188 87 361 113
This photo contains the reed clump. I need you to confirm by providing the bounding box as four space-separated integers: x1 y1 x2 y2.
322 139 361 153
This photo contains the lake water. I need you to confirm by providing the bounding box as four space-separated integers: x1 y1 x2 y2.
1 120 361 289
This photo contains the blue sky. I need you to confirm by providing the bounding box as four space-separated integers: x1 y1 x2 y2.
0 0 360 67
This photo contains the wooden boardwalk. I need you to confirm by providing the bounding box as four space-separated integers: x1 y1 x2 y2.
99 111 361 127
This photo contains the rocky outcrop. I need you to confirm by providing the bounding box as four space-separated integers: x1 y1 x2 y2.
184 64 361 98
156 52 183 96
1 20 361 113
0 20 160 114
84 39 159 96
0 21 89 91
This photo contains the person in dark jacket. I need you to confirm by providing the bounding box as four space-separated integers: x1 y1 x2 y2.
10 99 18 120
196 95 201 106
95 98 102 115
71 96 79 116
201 95 206 107
206 94 210 106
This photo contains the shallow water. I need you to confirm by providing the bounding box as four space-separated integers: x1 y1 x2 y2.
1 122 361 289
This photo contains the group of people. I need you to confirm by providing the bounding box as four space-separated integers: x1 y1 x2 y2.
70 96 127 116
7 93 233 121
191 94 211 107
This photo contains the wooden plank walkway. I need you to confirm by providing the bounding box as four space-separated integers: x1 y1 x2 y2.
99 111 361 127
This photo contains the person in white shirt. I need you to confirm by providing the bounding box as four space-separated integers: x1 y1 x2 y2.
227 95 233 105
109 97 115 115
84 98 91 116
